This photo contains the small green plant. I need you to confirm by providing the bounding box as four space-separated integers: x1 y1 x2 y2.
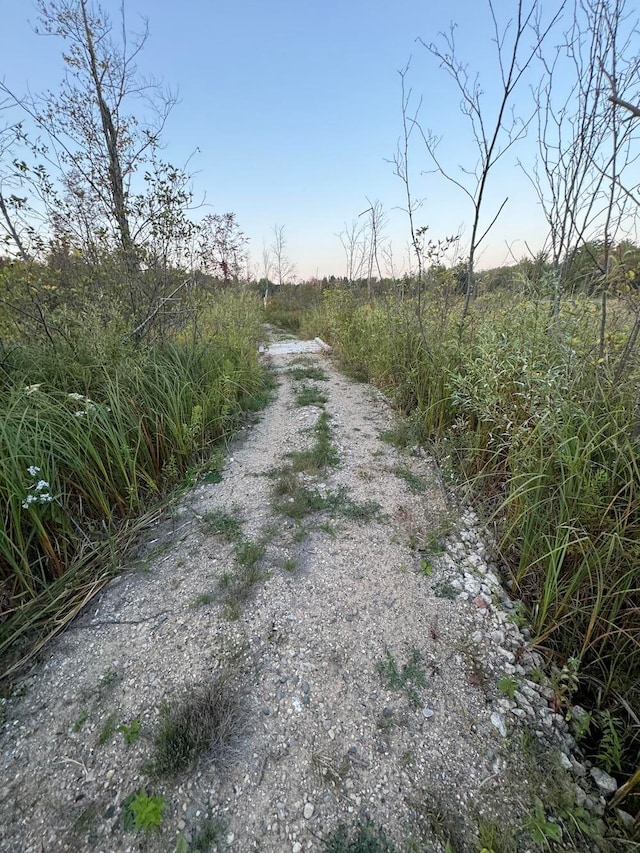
202 508 243 542
420 558 433 577
393 466 427 493
433 579 458 599
121 789 164 832
72 708 89 732
118 718 141 745
152 673 246 776
283 557 297 572
550 657 581 709
193 592 215 607
497 675 518 701
97 712 117 745
324 819 398 852
174 813 227 853
233 538 265 571
98 668 119 691
376 649 428 707
522 799 562 847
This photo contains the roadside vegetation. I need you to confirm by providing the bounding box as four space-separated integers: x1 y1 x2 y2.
281 270 639 823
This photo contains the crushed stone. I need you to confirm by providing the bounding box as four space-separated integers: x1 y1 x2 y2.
0 345 607 852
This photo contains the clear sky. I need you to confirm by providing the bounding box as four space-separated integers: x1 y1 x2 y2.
2 0 569 278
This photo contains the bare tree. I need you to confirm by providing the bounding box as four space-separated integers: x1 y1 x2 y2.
359 198 386 299
337 217 368 285
415 0 564 316
271 224 296 286
526 0 640 353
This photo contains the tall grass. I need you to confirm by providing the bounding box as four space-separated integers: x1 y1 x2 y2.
302 288 640 788
0 291 266 676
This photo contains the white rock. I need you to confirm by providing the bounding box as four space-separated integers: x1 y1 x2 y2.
590 767 618 795
303 802 314 820
490 712 507 737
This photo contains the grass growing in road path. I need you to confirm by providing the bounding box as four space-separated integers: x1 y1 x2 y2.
287 411 339 473
152 673 246 776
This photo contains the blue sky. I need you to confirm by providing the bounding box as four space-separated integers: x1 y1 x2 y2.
2 1 559 278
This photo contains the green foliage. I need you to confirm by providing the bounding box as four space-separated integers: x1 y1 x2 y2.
97 713 117 745
121 789 164 833
376 648 428 707
497 675 518 701
201 508 243 542
0 291 266 676
288 365 328 381
392 466 427 493
118 718 141 745
72 708 89 732
523 799 562 847
295 384 328 407
304 287 639 788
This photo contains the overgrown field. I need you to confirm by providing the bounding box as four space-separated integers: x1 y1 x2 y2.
0 291 267 677
296 286 639 800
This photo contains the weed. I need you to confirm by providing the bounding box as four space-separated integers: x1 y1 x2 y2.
523 799 562 847
393 466 427 493
477 817 518 853
295 384 328 407
97 712 117 745
72 708 89 732
118 718 141 745
201 508 243 542
497 675 518 701
98 668 119 691
233 538 265 572
324 819 398 853
420 558 433 577
152 673 246 776
283 557 297 572
273 471 380 524
376 649 428 707
121 789 164 832
174 813 227 853
287 411 339 473
193 592 215 607
433 579 458 599
288 365 328 381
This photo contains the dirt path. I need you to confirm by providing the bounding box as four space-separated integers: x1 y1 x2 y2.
0 343 585 852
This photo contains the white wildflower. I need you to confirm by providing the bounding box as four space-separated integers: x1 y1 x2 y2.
74 411 86 418
68 392 86 401
25 384 42 394
34 480 50 492
27 465 41 476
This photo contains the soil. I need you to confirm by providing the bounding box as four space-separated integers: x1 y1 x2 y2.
0 338 590 852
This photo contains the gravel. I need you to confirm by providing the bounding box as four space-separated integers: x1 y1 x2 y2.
0 344 606 852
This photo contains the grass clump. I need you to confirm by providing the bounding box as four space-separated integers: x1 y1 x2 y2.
288 365 328 381
295 384 328 407
152 674 246 776
201 507 243 542
287 411 339 473
272 469 380 523
392 466 427 493
376 648 428 708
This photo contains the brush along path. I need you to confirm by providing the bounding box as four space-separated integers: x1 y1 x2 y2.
0 344 586 852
